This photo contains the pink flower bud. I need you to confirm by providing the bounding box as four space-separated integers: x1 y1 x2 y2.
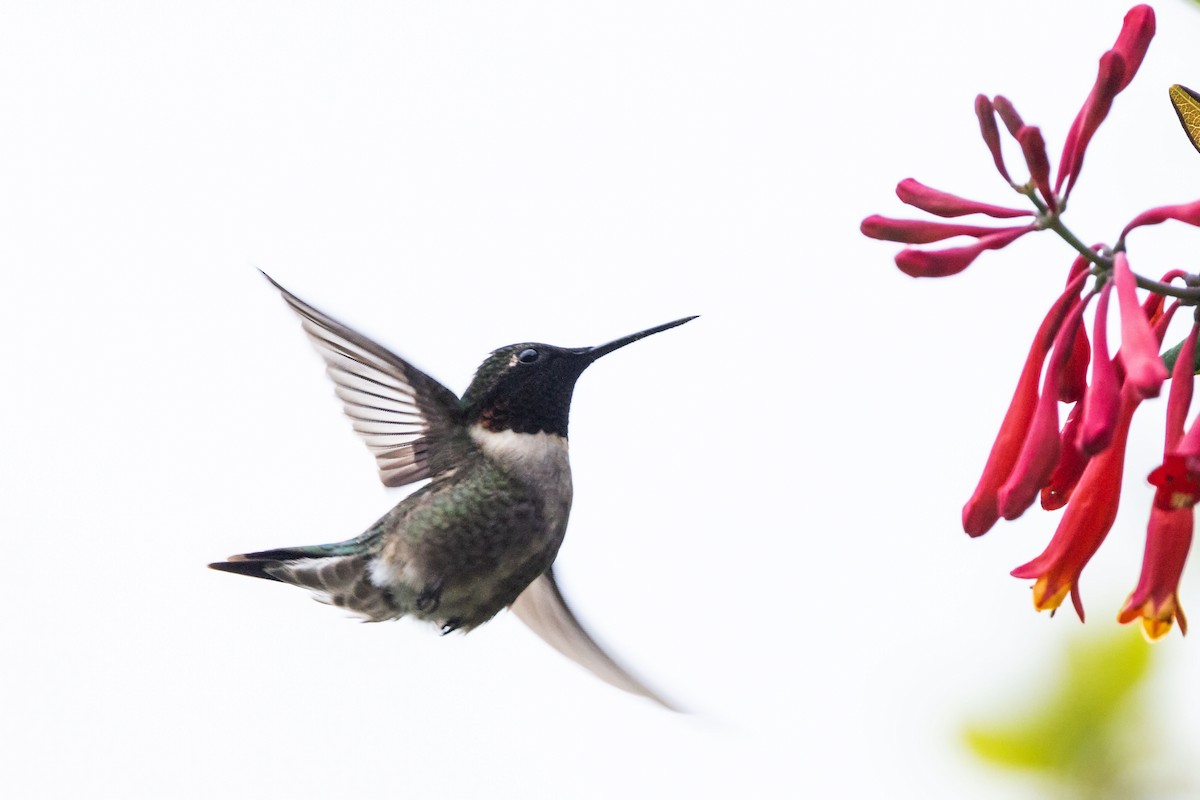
1111 5 1156 93
992 96 1024 137
1113 253 1168 398
1079 281 1120 454
895 178 1033 219
1120 199 1200 241
975 95 1012 184
894 225 1035 278
859 215 1008 244
1017 126 1055 211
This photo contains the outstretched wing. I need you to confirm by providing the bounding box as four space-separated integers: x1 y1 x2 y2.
263 272 464 487
509 567 678 710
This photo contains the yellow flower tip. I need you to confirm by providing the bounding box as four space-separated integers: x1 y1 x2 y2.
1141 616 1173 642
1119 595 1187 641
1031 577 1070 613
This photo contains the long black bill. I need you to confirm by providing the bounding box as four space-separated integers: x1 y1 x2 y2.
584 316 698 361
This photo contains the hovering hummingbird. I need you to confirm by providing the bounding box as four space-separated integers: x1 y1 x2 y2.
210 273 695 708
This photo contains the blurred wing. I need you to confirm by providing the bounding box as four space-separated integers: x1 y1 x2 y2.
510 568 678 711
263 272 464 487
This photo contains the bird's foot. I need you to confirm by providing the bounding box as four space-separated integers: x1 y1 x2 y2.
416 579 443 613
440 617 463 635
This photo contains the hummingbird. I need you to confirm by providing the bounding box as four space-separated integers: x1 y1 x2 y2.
210 273 695 708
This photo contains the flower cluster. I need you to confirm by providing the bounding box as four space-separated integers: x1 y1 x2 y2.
862 5 1200 640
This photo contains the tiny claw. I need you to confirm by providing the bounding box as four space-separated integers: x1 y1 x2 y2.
440 618 463 635
416 580 443 613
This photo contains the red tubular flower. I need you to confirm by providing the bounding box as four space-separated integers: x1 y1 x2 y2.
1011 386 1142 620
895 225 1036 278
1120 200 1200 241
1165 322 1198 448
859 216 1014 245
1109 4 1156 92
1017 126 1055 211
1118 505 1192 640
1120 326 1199 640
975 95 1012 184
962 270 1089 536
998 292 1093 520
1055 5 1155 197
895 178 1033 219
1079 281 1120 454
1113 253 1168 398
1041 404 1088 510
1057 52 1125 199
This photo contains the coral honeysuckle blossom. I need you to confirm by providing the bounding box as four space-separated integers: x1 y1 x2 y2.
861 5 1200 640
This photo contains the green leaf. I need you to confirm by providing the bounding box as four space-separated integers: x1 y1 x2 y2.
1169 84 1200 154
1161 333 1200 374
963 630 1153 782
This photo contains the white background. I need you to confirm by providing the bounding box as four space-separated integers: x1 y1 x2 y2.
4 1 1200 797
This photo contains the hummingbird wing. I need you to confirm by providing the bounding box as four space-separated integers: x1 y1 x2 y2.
263 272 465 488
509 567 678 711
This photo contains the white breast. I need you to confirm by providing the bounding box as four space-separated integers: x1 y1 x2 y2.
469 423 574 532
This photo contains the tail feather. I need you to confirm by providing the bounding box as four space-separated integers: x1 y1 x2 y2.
209 552 400 621
208 557 285 582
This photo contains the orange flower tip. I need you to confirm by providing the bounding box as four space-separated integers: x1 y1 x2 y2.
1143 617 1173 642
1119 597 1187 641
1029 577 1070 614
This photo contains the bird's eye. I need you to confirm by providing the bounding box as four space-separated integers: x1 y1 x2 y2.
518 348 540 364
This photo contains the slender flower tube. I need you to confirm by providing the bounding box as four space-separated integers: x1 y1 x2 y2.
1119 200 1200 242
998 291 1093 520
1010 385 1141 620
1013 297 1177 619
992 96 1024 137
894 225 1036 278
1041 404 1088 511
975 95 1012 184
895 178 1032 219
1119 322 1199 640
962 270 1089 536
1118 506 1192 640
859 216 1015 245
1079 280 1120 453
1017 126 1055 211
1113 253 1168 398
1055 5 1155 197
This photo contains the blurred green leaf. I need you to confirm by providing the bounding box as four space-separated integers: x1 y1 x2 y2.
963 630 1155 796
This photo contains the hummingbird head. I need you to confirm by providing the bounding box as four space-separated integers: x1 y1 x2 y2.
462 316 697 437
